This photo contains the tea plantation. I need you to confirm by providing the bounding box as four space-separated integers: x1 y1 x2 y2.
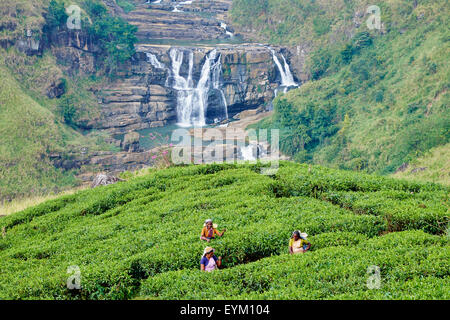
0 162 448 300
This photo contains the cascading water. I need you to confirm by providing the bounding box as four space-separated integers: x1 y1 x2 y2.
211 53 229 120
240 145 256 161
240 143 264 161
269 48 298 94
167 48 228 127
220 22 234 38
146 52 165 69
172 0 195 12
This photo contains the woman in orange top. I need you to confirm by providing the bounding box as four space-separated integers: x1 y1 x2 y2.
200 219 226 242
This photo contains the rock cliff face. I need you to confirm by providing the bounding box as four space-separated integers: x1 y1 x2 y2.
127 0 233 41
94 44 281 134
4 0 301 181
88 0 293 134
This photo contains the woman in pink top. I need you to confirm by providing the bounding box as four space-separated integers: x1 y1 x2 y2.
200 247 222 272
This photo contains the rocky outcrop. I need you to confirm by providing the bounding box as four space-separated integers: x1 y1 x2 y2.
51 148 158 182
48 30 98 75
284 45 312 83
15 36 42 56
127 0 233 42
91 174 122 188
94 66 176 134
121 132 141 152
219 45 278 114
46 79 66 99
93 44 283 134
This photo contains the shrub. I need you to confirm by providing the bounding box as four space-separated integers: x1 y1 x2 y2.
0 163 447 299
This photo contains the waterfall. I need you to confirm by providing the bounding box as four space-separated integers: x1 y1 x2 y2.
146 52 165 69
240 145 256 161
220 22 234 38
168 48 227 127
240 143 264 161
172 0 195 12
269 48 298 93
211 53 228 120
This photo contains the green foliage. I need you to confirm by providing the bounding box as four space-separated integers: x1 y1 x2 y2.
84 1 138 75
340 43 354 64
116 0 135 13
237 0 449 175
0 65 78 201
269 97 339 156
42 0 68 34
41 0 138 76
0 162 448 299
309 48 331 80
312 16 331 36
139 231 449 300
58 95 77 126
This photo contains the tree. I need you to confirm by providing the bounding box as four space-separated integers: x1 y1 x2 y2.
309 48 331 80
42 0 68 35
86 2 138 75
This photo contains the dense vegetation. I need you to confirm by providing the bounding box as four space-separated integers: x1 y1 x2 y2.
0 162 448 299
43 0 138 75
237 0 449 178
392 143 450 185
0 65 77 201
0 0 137 201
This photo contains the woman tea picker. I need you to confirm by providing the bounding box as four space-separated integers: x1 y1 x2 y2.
200 247 222 272
289 230 311 254
200 219 226 242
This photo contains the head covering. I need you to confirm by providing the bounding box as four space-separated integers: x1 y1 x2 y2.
292 230 308 239
203 219 218 228
203 247 215 256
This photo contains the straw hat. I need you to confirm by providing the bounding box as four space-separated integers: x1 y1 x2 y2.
203 219 218 229
203 247 215 256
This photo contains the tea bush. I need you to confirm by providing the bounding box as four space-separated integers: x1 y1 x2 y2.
0 162 448 299
140 231 449 300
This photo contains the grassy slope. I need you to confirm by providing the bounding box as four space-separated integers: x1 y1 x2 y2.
392 143 450 185
0 52 113 202
0 162 448 299
0 65 78 200
0 0 123 202
235 0 450 177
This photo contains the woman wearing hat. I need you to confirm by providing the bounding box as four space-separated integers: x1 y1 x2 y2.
289 230 311 254
200 247 222 272
200 219 226 242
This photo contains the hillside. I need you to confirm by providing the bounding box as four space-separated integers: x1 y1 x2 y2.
236 0 449 175
0 162 448 299
0 64 76 200
0 0 137 201
392 143 450 186
1 0 448 204
0 56 116 201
